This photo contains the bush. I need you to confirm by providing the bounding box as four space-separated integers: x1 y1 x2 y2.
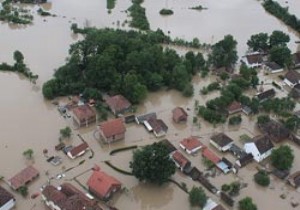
229 115 242 125
189 186 207 207
221 184 231 192
239 197 257 210
254 170 270 186
159 9 174 15
271 145 294 170
183 83 194 97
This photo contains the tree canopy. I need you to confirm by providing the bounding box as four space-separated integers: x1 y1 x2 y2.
130 142 176 185
254 170 270 187
239 197 257 210
189 186 207 207
271 145 294 170
269 45 292 67
43 28 204 103
209 35 238 68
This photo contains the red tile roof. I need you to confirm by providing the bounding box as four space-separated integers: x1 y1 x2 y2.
0 186 14 207
42 183 102 210
99 118 126 138
69 142 89 157
105 95 131 114
72 105 96 122
172 151 190 168
9 166 39 190
180 137 203 151
172 107 188 122
87 170 121 199
227 101 242 113
202 148 221 164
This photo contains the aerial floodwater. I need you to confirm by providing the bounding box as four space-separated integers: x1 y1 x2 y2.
0 0 299 210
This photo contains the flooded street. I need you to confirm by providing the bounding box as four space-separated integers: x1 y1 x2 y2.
0 0 300 209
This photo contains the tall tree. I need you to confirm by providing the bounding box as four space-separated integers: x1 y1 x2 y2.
269 30 290 48
130 142 176 185
209 35 238 68
269 45 292 67
239 197 257 210
247 33 269 52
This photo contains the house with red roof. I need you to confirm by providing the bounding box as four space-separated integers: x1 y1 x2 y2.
42 183 102 210
87 170 121 200
172 107 188 123
8 166 39 190
170 150 191 172
98 118 126 144
202 148 221 165
72 104 96 127
0 186 15 210
179 136 203 154
227 101 242 115
67 142 89 159
104 94 132 115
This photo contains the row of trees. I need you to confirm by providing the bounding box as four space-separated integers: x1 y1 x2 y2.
0 51 38 82
43 28 206 103
0 0 33 24
263 0 300 33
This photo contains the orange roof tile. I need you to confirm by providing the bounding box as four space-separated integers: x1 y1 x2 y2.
202 148 221 164
180 137 203 151
172 151 190 168
87 170 121 198
72 105 96 122
9 166 39 190
99 118 126 138
69 142 89 157
105 95 131 114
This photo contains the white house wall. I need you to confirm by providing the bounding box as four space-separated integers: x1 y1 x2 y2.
0 199 15 210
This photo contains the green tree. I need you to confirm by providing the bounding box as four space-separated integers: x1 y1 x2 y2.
271 145 294 170
189 186 207 207
284 116 300 131
269 46 292 67
254 170 270 187
60 126 72 138
13 50 24 63
239 197 257 210
23 149 34 159
247 33 269 52
209 35 238 68
269 30 290 48
257 115 270 124
183 83 194 97
130 142 176 185
18 186 28 197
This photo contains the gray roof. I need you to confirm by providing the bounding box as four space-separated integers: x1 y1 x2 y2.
136 112 157 124
0 186 14 207
253 135 274 154
211 133 234 147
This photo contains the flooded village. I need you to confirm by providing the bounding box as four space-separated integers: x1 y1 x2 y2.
0 0 300 210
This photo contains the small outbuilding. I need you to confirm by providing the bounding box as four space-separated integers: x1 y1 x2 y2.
67 142 89 159
172 107 188 123
104 94 131 115
263 62 284 73
227 101 242 115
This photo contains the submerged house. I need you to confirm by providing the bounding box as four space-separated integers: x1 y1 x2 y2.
135 112 157 124
170 150 191 173
179 136 203 154
244 135 274 162
263 62 284 73
292 52 300 69
287 171 300 188
147 118 168 137
72 105 96 127
0 186 15 210
227 101 242 115
257 120 290 143
210 133 234 152
284 70 300 88
98 118 126 144
256 89 275 103
87 170 121 200
104 94 131 115
8 166 39 190
67 142 89 159
42 183 102 210
172 107 188 123
241 52 264 68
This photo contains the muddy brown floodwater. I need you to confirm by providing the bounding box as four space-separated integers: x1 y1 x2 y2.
0 0 300 210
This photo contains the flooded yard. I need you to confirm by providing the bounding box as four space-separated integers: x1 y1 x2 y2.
0 0 300 210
